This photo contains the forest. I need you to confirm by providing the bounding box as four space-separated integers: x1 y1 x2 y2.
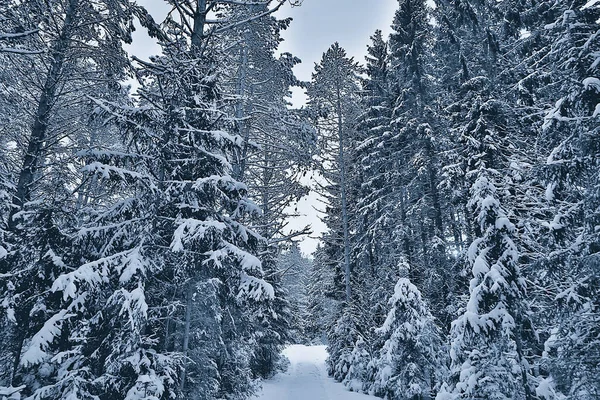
0 0 598 399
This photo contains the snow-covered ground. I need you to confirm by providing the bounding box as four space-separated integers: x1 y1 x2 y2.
255 345 377 400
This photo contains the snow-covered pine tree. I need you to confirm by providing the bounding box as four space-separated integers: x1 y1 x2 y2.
307 42 365 380
437 173 535 400
278 242 312 343
386 0 451 305
326 299 371 383
532 2 600 397
353 30 400 330
79 5 278 397
432 5 540 388
305 244 338 343
217 3 315 378
308 43 362 303
434 0 542 339
0 0 294 398
370 257 444 400
4 0 139 225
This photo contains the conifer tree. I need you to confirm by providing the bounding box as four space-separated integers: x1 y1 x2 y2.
0 1 142 397
532 2 600 397
307 42 364 380
437 175 535 400
305 244 337 343
217 2 314 379
353 30 398 318
370 258 444 400
308 43 362 302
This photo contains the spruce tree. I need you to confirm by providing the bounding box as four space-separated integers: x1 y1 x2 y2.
533 2 600 397
370 258 444 400
437 174 535 400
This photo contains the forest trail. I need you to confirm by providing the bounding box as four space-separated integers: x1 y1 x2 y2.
254 345 376 400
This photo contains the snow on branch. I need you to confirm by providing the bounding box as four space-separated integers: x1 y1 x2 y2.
0 30 39 40
52 248 149 301
171 218 227 252
20 310 75 367
201 241 274 301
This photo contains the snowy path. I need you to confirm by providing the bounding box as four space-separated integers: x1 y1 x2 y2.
254 345 377 400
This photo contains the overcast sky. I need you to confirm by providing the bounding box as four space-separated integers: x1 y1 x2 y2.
276 0 397 106
129 0 399 255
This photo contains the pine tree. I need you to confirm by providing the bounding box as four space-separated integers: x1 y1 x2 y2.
384 0 451 305
532 2 600 397
307 43 365 381
308 43 362 303
370 258 444 400
81 12 275 398
0 1 142 397
278 243 312 343
305 244 337 343
353 31 399 321
216 2 315 379
0 0 297 397
437 174 535 400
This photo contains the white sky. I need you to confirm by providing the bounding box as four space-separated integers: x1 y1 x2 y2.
276 0 397 107
128 0 399 255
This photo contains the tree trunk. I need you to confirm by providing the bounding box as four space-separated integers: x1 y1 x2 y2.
399 187 412 265
233 32 250 181
337 86 351 302
424 136 443 237
9 0 79 229
191 0 207 50
514 313 535 400
179 281 194 392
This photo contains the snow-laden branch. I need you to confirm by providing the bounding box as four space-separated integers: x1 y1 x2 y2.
0 29 38 40
0 46 44 54
0 29 42 54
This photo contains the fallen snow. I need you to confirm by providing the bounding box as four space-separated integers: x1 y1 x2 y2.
255 345 377 400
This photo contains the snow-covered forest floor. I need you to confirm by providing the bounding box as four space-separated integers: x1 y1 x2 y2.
255 345 375 400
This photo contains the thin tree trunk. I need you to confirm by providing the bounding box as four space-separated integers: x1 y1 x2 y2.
336 86 351 302
10 324 27 386
191 0 207 50
514 314 534 400
180 281 194 392
424 137 443 237
9 0 79 229
233 29 250 181
399 187 412 265
450 208 462 253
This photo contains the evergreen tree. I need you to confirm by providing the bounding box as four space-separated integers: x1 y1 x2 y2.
279 242 312 343
307 43 365 381
353 30 399 330
305 244 337 343
437 175 535 400
370 258 444 400
532 2 600 398
308 43 362 303
217 2 315 379
0 0 141 397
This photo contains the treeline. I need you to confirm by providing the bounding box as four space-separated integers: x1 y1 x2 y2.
0 1 313 399
305 0 599 399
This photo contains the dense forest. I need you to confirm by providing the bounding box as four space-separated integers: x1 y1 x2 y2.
0 0 598 399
